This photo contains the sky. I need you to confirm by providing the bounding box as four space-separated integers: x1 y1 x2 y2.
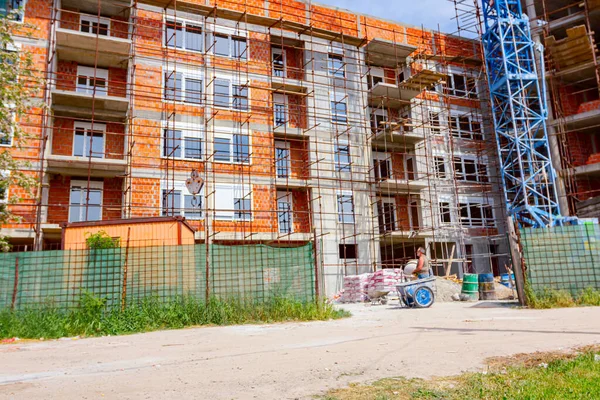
312 0 458 34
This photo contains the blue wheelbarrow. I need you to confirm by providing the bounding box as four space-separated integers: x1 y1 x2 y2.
396 276 436 308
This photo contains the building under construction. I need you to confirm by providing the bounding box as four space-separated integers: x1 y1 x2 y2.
2 0 511 295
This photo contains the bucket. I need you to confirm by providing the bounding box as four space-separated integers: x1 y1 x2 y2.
461 273 479 300
500 273 513 288
478 273 497 300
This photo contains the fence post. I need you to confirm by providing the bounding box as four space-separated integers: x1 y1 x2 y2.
121 227 131 311
507 217 527 306
11 256 19 310
205 242 210 302
313 228 320 300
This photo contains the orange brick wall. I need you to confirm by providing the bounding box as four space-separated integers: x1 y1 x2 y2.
4 171 39 229
289 138 309 179
288 94 307 129
292 189 311 233
285 47 304 80
567 132 595 167
130 178 161 217
394 195 410 231
392 153 404 178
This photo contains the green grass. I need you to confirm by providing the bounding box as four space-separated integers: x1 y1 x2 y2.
324 347 600 400
0 293 349 340
526 285 600 309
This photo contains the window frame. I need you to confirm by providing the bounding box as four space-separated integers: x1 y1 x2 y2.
0 170 10 205
273 93 287 127
331 93 348 124
328 52 345 78
334 140 351 172
209 27 248 60
213 129 251 164
370 108 388 134
455 198 496 228
277 191 293 234
445 72 478 99
76 66 108 96
428 110 442 134
1 0 26 23
72 121 106 159
337 191 355 224
161 122 204 161
69 180 103 223
271 46 285 77
160 181 204 220
377 197 397 233
80 13 110 36
338 243 358 260
163 69 204 105
448 112 484 141
275 140 290 178
453 155 489 183
434 156 446 179
367 66 385 89
212 76 249 112
439 201 452 224
214 183 252 221
0 112 15 147
373 151 392 181
164 18 204 53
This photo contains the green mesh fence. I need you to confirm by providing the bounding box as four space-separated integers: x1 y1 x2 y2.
0 243 315 311
521 224 600 295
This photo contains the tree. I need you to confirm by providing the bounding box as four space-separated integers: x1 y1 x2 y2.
0 10 43 251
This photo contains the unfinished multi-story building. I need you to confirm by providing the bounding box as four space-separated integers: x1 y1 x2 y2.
519 0 600 219
2 0 510 295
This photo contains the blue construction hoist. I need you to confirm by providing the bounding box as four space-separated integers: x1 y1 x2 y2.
481 0 562 228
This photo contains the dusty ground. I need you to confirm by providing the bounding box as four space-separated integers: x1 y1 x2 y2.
1 302 599 400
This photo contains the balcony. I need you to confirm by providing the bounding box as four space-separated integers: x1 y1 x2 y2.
365 39 415 68
372 126 425 148
51 90 129 121
51 64 129 121
553 99 600 131
56 9 130 69
369 70 446 108
379 229 433 245
46 155 127 178
375 177 428 195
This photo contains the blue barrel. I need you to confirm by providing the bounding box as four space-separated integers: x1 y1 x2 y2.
478 273 497 300
500 273 515 288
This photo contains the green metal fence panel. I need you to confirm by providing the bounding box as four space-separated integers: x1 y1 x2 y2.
521 224 600 295
0 252 17 309
0 242 316 311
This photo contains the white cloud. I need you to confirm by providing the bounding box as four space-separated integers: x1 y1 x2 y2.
312 0 458 33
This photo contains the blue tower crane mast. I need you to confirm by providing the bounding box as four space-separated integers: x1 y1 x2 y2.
480 0 562 228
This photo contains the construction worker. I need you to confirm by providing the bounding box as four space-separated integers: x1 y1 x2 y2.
413 247 430 279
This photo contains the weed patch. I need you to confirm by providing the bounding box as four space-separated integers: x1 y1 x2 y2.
323 347 600 400
0 294 349 340
526 284 600 309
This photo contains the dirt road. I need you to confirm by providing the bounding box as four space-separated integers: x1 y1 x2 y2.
1 302 599 399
